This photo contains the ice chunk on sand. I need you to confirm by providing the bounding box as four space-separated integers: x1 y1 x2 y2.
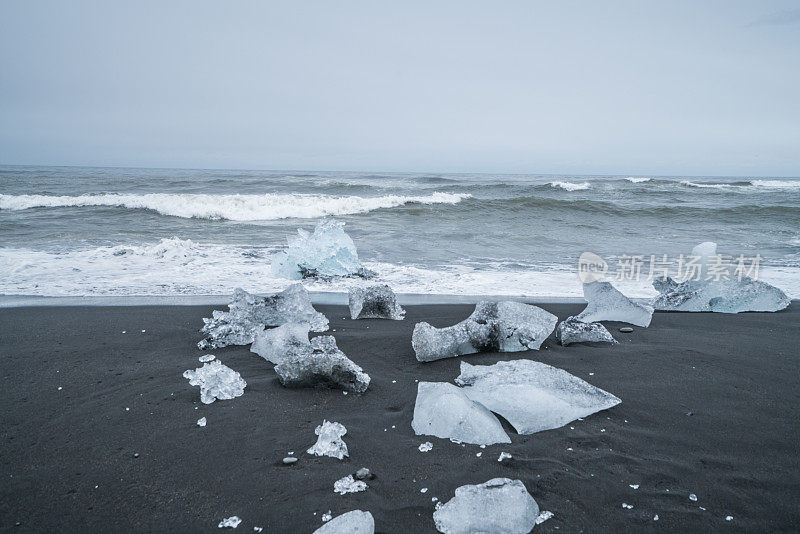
250 323 311 364
348 284 405 320
576 281 653 327
536 510 554 525
183 361 246 404
274 336 370 393
334 475 368 495
198 285 328 350
412 382 511 445
271 219 374 280
199 354 216 363
218 516 242 529
412 301 557 362
418 442 433 452
455 360 621 434
313 510 374 534
433 478 539 534
556 316 616 346
307 420 349 460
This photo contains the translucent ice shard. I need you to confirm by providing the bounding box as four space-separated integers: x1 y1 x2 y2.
198 285 328 349
274 336 371 393
411 382 511 445
454 360 621 434
250 323 311 364
412 301 557 362
576 281 653 327
183 360 246 404
348 284 405 320
271 219 375 280
333 475 368 495
218 516 242 529
556 316 616 346
307 420 349 460
433 478 539 534
313 510 375 534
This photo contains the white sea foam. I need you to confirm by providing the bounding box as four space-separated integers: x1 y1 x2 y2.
749 180 800 190
549 181 591 191
625 177 651 183
679 180 732 189
0 192 471 221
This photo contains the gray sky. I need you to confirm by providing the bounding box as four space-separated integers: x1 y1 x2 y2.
0 1 798 175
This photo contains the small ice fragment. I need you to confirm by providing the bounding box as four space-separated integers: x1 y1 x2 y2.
567 447 573 451
349 284 405 320
392 380 396 383
421 488 428 493
689 493 698 502
601 429 606 432
307 420 349 460
726 516 733 521
432 497 438 502
699 506 706 511
125 407 130 411
322 511 332 522
333 475 367 495
576 281 653 327
121 331 126 334
556 316 616 346
419 442 433 452
282 457 298 464
622 503 634 509
199 354 216 363
654 514 659 521
274 336 371 393
58 387 62 391
141 330 146 333
312 510 374 533
218 516 242 529
434 478 539 534
197 417 207 427
343 391 348 395
629 484 639 489
254 528 263 533
535 510 554 525
498 452 512 462
183 361 246 404
476 452 482 457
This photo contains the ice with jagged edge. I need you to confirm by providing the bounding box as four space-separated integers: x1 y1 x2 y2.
334 475 368 495
433 478 539 534
348 284 405 320
307 420 349 460
250 322 311 364
313 510 375 534
412 301 557 362
198 285 328 349
576 281 653 327
455 360 621 434
412 382 511 445
218 516 242 529
183 360 246 404
556 316 616 346
274 335 371 393
271 219 375 280
651 242 791 313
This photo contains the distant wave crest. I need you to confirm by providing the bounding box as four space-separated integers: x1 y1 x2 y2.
549 181 591 191
0 192 471 221
625 177 652 183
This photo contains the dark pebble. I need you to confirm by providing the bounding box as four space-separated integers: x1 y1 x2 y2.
619 327 634 333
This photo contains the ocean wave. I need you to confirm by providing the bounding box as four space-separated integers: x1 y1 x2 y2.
679 180 733 189
625 177 652 183
749 180 800 189
549 181 591 191
0 192 471 221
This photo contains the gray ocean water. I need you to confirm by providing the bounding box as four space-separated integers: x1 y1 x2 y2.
1 166 798 298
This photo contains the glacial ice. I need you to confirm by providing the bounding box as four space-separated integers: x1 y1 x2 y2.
313 510 375 534
198 285 328 349
271 219 374 280
250 323 311 364
412 301 557 362
576 281 654 327
433 478 539 534
307 420 349 460
454 360 621 434
333 475 368 495
411 382 511 445
348 284 405 320
183 360 246 404
274 336 371 393
556 316 616 346
218 516 242 529
651 243 790 312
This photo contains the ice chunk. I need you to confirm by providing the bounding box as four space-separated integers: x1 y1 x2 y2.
274 336 370 393
576 281 653 327
412 382 511 445
307 420 349 460
333 475 368 495
183 360 246 404
348 284 405 320
412 301 557 362
455 360 621 434
198 285 328 350
197 417 207 427
418 442 433 452
433 478 539 534
313 510 374 534
556 316 616 346
250 323 311 364
271 219 374 280
218 516 242 529
535 511 554 525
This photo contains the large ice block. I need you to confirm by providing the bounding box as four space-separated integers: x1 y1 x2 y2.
348 284 405 320
576 281 653 327
250 323 311 364
307 420 349 460
454 360 621 434
433 478 539 534
271 219 374 280
198 285 328 350
313 510 375 534
555 316 616 346
274 336 371 393
411 382 511 445
183 360 246 404
412 301 557 362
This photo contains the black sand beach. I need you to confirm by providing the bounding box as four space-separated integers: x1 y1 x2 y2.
1 303 798 533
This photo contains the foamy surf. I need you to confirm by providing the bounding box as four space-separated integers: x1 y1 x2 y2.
625 177 652 183
549 181 591 191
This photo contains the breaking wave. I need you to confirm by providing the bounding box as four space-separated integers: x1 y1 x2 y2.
0 192 471 221
625 177 652 183
549 181 591 191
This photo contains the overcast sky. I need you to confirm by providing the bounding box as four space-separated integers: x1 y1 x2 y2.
0 1 798 175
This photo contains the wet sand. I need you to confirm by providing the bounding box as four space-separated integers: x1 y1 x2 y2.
1 303 798 533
